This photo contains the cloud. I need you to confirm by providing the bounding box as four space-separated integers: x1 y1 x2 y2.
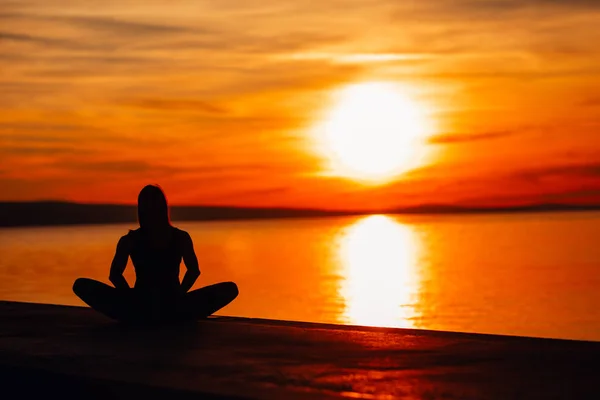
0 12 192 36
53 160 182 174
514 162 600 184
540 188 600 203
0 145 82 156
398 0 600 20
0 122 128 146
134 30 348 55
580 97 600 107
1 134 74 143
205 186 292 204
123 98 228 114
0 31 75 47
0 122 91 133
428 131 514 144
57 15 189 35
478 0 600 10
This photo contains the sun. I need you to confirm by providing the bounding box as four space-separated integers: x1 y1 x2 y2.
317 81 433 184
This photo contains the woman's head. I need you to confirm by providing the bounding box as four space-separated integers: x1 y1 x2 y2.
137 184 171 230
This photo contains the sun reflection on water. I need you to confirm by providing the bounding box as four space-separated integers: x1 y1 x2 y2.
337 215 421 328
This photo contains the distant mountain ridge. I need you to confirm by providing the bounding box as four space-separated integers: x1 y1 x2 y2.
0 201 599 227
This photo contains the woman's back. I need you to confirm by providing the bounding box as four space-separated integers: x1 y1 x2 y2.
128 227 183 299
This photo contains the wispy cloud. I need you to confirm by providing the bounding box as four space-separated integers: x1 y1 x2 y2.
0 145 81 156
53 160 181 174
122 98 229 114
282 52 433 64
0 31 77 47
428 131 513 144
0 11 192 35
580 97 600 107
515 162 600 184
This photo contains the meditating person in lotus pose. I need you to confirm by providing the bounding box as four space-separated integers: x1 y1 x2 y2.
73 184 238 324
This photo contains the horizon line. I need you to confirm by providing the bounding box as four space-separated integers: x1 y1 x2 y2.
2 199 600 213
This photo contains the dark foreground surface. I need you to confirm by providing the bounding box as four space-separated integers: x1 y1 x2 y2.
1 301 599 399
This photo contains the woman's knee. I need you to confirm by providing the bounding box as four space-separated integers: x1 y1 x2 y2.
225 281 239 298
72 277 100 297
72 277 87 295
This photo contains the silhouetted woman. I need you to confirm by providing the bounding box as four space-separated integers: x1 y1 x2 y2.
73 184 238 324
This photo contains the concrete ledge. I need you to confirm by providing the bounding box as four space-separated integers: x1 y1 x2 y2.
1 300 599 399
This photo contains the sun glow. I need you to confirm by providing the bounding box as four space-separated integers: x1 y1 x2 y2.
317 82 434 183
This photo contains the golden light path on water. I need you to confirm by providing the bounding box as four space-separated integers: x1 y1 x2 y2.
335 215 422 328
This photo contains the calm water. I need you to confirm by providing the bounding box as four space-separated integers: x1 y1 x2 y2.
1 212 599 341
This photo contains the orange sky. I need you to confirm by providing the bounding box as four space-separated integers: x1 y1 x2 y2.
1 0 600 209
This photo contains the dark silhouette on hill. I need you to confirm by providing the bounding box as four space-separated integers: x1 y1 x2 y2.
0 201 599 227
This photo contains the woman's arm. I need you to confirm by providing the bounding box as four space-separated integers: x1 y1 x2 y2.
180 231 200 293
109 235 131 289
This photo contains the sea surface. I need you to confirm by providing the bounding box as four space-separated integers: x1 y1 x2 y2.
1 212 599 341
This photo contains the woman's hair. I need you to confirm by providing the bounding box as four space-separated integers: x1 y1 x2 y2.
137 184 171 230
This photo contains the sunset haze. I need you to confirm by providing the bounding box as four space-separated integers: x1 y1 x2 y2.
2 0 600 210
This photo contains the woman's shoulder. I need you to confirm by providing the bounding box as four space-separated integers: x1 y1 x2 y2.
126 228 141 237
114 229 139 251
121 228 142 243
170 227 192 245
171 226 190 238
